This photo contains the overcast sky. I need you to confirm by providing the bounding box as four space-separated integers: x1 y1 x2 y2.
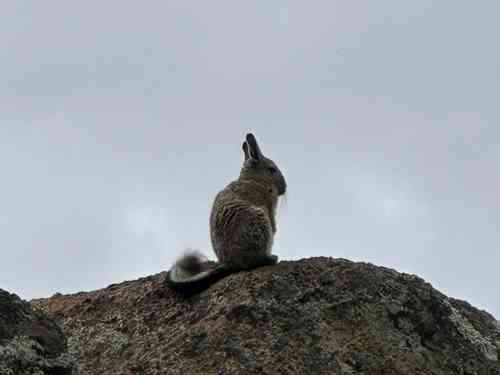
1 2 498 318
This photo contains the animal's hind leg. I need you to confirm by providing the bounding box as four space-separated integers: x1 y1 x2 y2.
229 250 277 270
252 254 278 267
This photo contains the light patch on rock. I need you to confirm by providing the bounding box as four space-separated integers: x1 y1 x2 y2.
0 335 75 375
494 319 500 334
494 320 500 356
447 302 497 361
67 323 129 359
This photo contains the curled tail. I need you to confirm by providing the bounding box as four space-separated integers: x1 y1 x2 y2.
166 251 233 295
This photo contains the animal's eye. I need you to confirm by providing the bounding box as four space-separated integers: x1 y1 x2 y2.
268 167 277 174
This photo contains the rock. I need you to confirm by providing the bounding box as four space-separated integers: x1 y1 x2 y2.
31 257 500 374
0 289 76 375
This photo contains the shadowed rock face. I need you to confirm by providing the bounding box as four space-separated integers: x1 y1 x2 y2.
0 289 75 375
32 258 500 375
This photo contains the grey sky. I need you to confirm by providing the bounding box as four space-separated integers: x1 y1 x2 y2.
1 2 498 318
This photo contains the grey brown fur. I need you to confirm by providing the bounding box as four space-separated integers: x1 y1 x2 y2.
166 133 287 294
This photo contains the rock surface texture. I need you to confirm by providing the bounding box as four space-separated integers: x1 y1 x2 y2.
32 258 500 375
0 289 75 375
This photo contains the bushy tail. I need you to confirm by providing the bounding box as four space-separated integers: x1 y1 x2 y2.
166 251 232 295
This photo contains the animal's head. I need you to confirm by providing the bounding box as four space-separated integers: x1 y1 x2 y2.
240 133 287 196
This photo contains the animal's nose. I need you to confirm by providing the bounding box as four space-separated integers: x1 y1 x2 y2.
279 181 287 195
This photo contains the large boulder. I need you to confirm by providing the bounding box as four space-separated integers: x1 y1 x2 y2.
0 289 75 375
32 258 500 374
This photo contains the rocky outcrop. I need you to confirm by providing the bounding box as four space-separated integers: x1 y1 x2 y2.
0 289 75 375
32 258 500 375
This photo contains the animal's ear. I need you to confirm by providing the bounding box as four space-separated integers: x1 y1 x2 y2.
242 142 249 161
245 133 262 161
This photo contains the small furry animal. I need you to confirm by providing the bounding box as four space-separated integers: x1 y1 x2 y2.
166 133 287 295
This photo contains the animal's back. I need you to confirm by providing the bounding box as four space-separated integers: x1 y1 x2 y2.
210 180 274 269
